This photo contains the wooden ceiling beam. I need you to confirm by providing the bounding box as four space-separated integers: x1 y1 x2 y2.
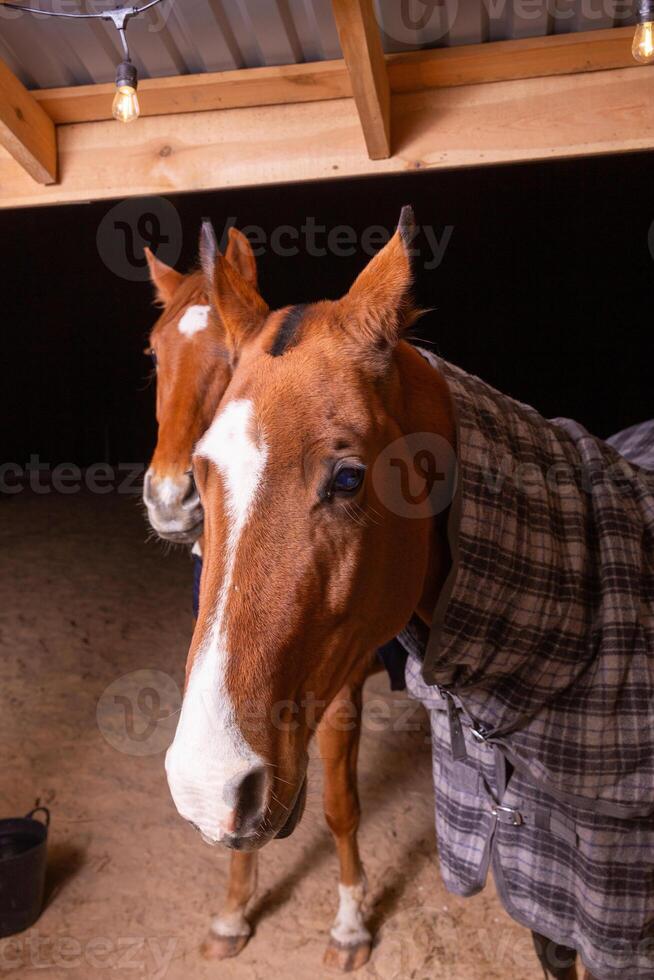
388 25 639 91
1 65 653 209
331 0 391 160
29 27 643 129
33 60 353 126
0 58 56 184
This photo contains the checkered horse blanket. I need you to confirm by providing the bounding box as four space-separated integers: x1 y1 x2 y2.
403 354 654 979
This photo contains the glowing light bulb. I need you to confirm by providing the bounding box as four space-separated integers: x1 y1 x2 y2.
113 60 140 123
112 84 140 123
632 20 654 63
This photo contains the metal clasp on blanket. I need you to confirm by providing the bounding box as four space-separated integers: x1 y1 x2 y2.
491 804 523 827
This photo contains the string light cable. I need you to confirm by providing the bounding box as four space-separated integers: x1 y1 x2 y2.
0 0 171 121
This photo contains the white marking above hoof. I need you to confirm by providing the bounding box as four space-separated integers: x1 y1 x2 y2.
209 910 252 939
330 882 371 948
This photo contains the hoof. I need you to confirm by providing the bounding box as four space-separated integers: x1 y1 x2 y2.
323 938 372 972
201 931 250 960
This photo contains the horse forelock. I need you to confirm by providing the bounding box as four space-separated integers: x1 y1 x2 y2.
269 304 308 357
151 270 211 338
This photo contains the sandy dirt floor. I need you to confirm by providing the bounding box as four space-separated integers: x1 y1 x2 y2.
0 491 545 980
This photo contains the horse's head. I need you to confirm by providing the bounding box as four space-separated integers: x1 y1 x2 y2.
165 207 455 849
142 223 257 543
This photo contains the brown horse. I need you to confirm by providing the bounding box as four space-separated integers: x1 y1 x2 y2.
165 209 596 979
144 225 383 970
142 223 255 544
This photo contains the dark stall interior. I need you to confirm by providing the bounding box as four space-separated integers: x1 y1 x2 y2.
2 149 653 476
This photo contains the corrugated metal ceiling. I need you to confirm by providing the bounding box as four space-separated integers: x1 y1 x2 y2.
0 0 638 90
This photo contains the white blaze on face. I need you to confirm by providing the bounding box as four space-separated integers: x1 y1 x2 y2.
165 399 268 841
178 304 210 337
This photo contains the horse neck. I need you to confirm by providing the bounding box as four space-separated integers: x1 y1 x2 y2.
392 341 456 625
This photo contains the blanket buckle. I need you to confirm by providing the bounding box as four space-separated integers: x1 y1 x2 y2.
492 804 523 827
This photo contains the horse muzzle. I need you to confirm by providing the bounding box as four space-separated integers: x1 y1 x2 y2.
143 469 204 543
218 772 308 851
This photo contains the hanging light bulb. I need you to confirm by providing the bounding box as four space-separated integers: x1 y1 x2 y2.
113 60 140 123
0 2 167 123
633 0 654 63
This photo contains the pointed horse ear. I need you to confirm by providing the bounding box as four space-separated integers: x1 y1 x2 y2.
225 227 258 287
203 246 269 358
144 248 183 306
341 205 418 365
199 218 219 285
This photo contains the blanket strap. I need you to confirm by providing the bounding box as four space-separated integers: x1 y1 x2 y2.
444 690 468 762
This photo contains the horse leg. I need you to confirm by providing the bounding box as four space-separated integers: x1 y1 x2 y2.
531 930 578 979
201 851 258 959
318 680 372 973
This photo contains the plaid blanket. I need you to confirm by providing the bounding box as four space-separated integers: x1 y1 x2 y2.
404 354 654 979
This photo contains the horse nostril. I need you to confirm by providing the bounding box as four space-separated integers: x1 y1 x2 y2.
182 472 199 508
226 766 269 837
143 470 154 505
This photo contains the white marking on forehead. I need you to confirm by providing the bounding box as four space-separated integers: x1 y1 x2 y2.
165 399 268 843
178 304 210 337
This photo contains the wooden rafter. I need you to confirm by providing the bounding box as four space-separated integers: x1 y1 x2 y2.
29 27 642 128
388 25 640 91
331 0 391 160
1 65 653 209
0 58 56 184
34 60 353 126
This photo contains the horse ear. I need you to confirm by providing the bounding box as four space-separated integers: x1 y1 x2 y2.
341 205 417 361
144 248 183 306
225 227 258 287
199 218 218 285
206 252 269 357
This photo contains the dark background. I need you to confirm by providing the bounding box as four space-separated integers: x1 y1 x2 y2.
2 150 653 469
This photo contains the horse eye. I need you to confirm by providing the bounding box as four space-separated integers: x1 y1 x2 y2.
331 463 365 495
147 348 158 367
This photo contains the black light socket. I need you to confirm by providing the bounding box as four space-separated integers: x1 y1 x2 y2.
115 60 138 90
637 0 654 20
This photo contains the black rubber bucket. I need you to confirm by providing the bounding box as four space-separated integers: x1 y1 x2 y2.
0 807 50 938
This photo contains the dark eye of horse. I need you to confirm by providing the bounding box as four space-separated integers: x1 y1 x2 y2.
148 348 158 368
330 462 365 496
